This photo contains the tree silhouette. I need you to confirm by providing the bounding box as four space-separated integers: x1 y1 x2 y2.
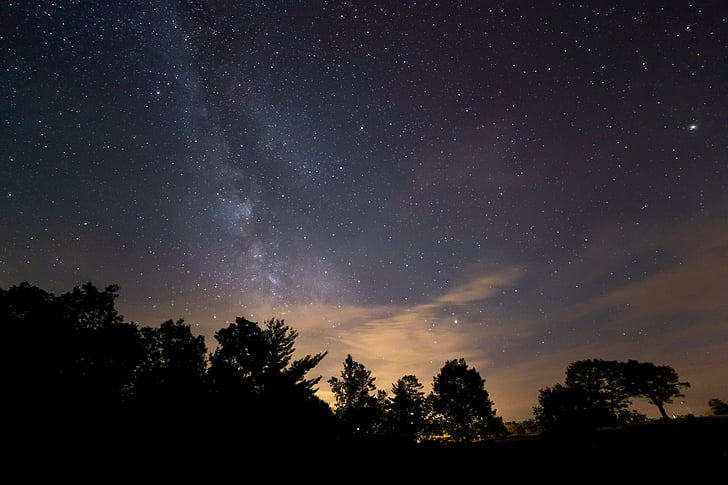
536 359 688 433
59 283 144 410
622 360 690 419
534 384 603 436
387 375 429 443
565 359 632 426
2 281 148 448
328 354 383 439
60 282 124 328
3 283 72 417
208 317 326 398
207 317 329 440
708 398 728 415
430 358 503 442
133 319 208 407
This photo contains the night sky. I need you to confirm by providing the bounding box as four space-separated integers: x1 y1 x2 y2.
2 1 727 422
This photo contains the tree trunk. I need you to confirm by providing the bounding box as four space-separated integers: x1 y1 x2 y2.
656 402 670 420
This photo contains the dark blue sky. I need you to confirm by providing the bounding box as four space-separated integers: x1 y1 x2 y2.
2 1 727 420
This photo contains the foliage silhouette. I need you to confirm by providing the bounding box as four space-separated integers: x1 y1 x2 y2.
535 358 689 434
2 282 335 445
621 359 690 419
430 358 504 442
534 384 604 436
3 282 144 423
133 319 208 406
709 398 728 415
328 354 383 440
386 375 429 443
565 358 633 426
3 284 67 389
207 316 331 441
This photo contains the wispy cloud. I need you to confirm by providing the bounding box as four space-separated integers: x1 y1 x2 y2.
435 265 524 305
281 262 527 401
568 217 728 323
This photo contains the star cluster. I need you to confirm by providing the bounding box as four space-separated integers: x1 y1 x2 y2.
2 1 727 421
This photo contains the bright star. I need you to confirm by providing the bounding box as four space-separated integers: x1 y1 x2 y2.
688 123 698 131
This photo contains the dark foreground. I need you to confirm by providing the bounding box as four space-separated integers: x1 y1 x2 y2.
11 416 727 482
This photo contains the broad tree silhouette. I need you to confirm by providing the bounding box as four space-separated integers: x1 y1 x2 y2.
621 360 690 420
207 317 331 441
58 283 145 416
533 384 603 436
709 398 728 415
132 319 208 410
565 359 633 426
3 281 147 452
3 282 72 421
430 358 504 441
208 317 327 398
536 359 690 434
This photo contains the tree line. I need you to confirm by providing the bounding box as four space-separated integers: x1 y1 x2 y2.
3 281 713 447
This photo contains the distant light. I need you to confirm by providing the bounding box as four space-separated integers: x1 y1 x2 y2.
689 123 698 131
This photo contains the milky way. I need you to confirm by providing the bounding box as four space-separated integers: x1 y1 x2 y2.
2 1 727 420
